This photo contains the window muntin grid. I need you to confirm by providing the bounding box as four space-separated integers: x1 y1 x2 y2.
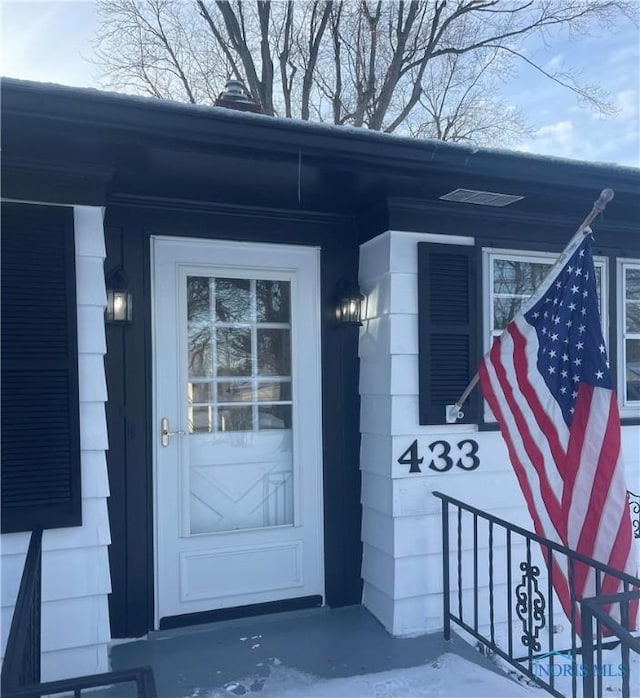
187 276 292 433
621 262 640 406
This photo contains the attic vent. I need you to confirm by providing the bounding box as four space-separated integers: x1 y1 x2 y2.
439 188 524 207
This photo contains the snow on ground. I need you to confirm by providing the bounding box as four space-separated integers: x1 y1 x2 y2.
536 646 640 698
199 653 539 698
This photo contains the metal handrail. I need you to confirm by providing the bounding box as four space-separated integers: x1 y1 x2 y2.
433 491 639 586
580 591 640 698
434 491 640 698
1 529 42 692
2 667 157 697
0 529 156 698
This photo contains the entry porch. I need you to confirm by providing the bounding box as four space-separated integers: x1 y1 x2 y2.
107 605 518 697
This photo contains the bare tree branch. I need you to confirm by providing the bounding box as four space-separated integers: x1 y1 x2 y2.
92 0 635 146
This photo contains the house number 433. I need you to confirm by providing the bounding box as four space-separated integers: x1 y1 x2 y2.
397 439 480 474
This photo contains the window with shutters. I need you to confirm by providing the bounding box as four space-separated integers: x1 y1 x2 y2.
1 203 82 533
482 248 608 422
417 243 613 426
417 242 477 425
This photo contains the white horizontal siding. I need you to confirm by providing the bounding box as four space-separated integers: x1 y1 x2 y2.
358 228 640 639
1 498 111 556
0 205 111 681
1 546 111 606
41 644 110 683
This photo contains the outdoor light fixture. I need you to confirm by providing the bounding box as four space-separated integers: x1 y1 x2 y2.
105 268 132 324
336 280 364 326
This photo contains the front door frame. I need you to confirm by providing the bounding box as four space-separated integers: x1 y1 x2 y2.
104 202 363 638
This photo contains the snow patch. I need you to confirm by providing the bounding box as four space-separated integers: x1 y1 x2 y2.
200 654 536 698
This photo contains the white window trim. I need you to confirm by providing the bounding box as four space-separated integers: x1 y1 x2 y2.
617 258 640 418
482 247 608 423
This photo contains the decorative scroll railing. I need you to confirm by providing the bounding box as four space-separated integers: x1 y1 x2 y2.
628 491 640 540
1 529 157 698
434 491 640 698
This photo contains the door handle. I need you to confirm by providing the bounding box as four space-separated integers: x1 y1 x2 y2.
161 417 186 447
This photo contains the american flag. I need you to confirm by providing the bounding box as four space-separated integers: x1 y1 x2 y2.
479 231 637 628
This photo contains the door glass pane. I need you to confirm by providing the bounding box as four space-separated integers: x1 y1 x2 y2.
187 278 213 378
257 381 291 402
186 275 294 534
258 405 292 430
257 280 290 322
190 405 214 433
218 406 253 432
216 328 252 376
217 380 254 403
216 278 251 322
188 277 211 323
257 329 291 376
188 382 212 404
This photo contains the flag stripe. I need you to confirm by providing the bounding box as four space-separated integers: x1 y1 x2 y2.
509 320 568 472
488 332 564 529
480 357 565 547
479 360 575 624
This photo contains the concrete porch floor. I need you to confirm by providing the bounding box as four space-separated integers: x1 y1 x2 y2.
108 606 504 698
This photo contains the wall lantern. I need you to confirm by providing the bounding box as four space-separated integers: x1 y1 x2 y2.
105 268 132 324
336 280 364 326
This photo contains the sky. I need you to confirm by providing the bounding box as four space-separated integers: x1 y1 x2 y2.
1 0 639 168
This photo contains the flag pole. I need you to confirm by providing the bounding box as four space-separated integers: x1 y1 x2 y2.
444 188 615 423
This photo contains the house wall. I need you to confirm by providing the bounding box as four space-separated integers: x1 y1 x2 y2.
358 229 640 640
1 206 111 681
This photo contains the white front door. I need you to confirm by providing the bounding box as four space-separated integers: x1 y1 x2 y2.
152 237 324 623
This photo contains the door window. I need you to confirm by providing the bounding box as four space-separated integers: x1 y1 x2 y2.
186 276 293 534
187 277 292 434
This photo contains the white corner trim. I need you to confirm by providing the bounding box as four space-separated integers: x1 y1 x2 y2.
388 230 475 246
361 230 475 249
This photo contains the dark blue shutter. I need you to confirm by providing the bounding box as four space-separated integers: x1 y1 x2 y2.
418 242 478 425
1 203 82 532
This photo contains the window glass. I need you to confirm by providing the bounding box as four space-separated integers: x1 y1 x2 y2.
484 249 607 421
186 276 293 434
488 252 605 342
622 264 640 405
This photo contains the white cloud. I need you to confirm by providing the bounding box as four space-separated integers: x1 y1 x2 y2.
545 53 565 71
528 120 577 157
614 89 639 120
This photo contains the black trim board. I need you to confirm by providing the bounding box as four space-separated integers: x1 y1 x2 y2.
104 202 362 638
381 198 639 249
2 157 113 206
159 596 323 631
4 78 640 201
